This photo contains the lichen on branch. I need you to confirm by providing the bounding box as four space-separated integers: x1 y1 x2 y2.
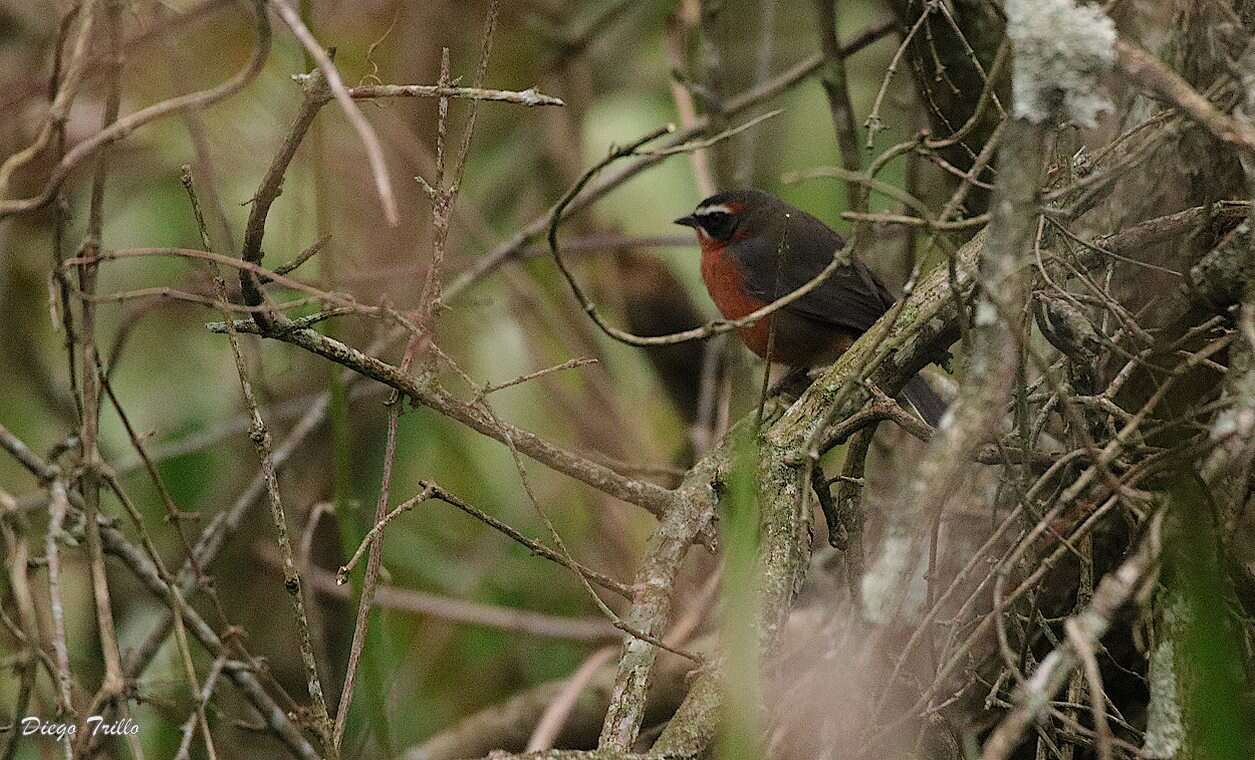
1005 0 1115 127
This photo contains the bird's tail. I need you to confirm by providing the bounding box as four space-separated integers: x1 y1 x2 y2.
900 374 947 428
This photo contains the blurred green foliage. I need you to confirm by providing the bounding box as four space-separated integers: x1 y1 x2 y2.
1166 473 1255 760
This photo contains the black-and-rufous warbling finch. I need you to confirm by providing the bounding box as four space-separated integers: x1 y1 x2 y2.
675 189 945 425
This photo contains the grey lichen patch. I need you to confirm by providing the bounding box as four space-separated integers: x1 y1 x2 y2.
861 531 926 624
1006 0 1115 126
1142 636 1184 758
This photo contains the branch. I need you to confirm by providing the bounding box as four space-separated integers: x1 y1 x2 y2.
1115 39 1255 155
345 82 563 107
596 444 726 748
266 0 397 225
0 0 271 220
980 512 1163 760
271 549 620 642
99 525 322 760
336 480 632 599
812 0 866 212
205 320 680 518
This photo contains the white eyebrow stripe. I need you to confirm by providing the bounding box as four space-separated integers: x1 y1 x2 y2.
694 203 733 216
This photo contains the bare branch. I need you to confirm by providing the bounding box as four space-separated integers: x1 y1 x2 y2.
266 0 398 226
0 0 271 220
981 512 1163 760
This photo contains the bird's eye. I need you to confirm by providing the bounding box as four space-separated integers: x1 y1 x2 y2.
699 211 736 240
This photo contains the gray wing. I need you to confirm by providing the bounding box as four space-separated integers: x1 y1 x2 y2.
734 214 894 334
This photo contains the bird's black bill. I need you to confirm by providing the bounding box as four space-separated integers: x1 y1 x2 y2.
673 214 698 228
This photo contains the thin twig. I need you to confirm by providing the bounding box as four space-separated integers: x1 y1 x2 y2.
0 0 99 198
337 484 437 583
1115 39 1255 154
99 526 321 760
289 555 620 642
335 8 500 747
267 0 398 225
0 0 271 220
980 512 1163 760
345 82 563 106
182 169 337 757
477 357 599 398
812 0 866 212
206 320 679 517
73 3 128 749
337 481 631 599
526 647 619 751
173 657 226 760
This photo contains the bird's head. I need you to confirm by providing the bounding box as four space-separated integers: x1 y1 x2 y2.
674 189 783 252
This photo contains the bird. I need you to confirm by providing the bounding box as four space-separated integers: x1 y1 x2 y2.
674 189 945 426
